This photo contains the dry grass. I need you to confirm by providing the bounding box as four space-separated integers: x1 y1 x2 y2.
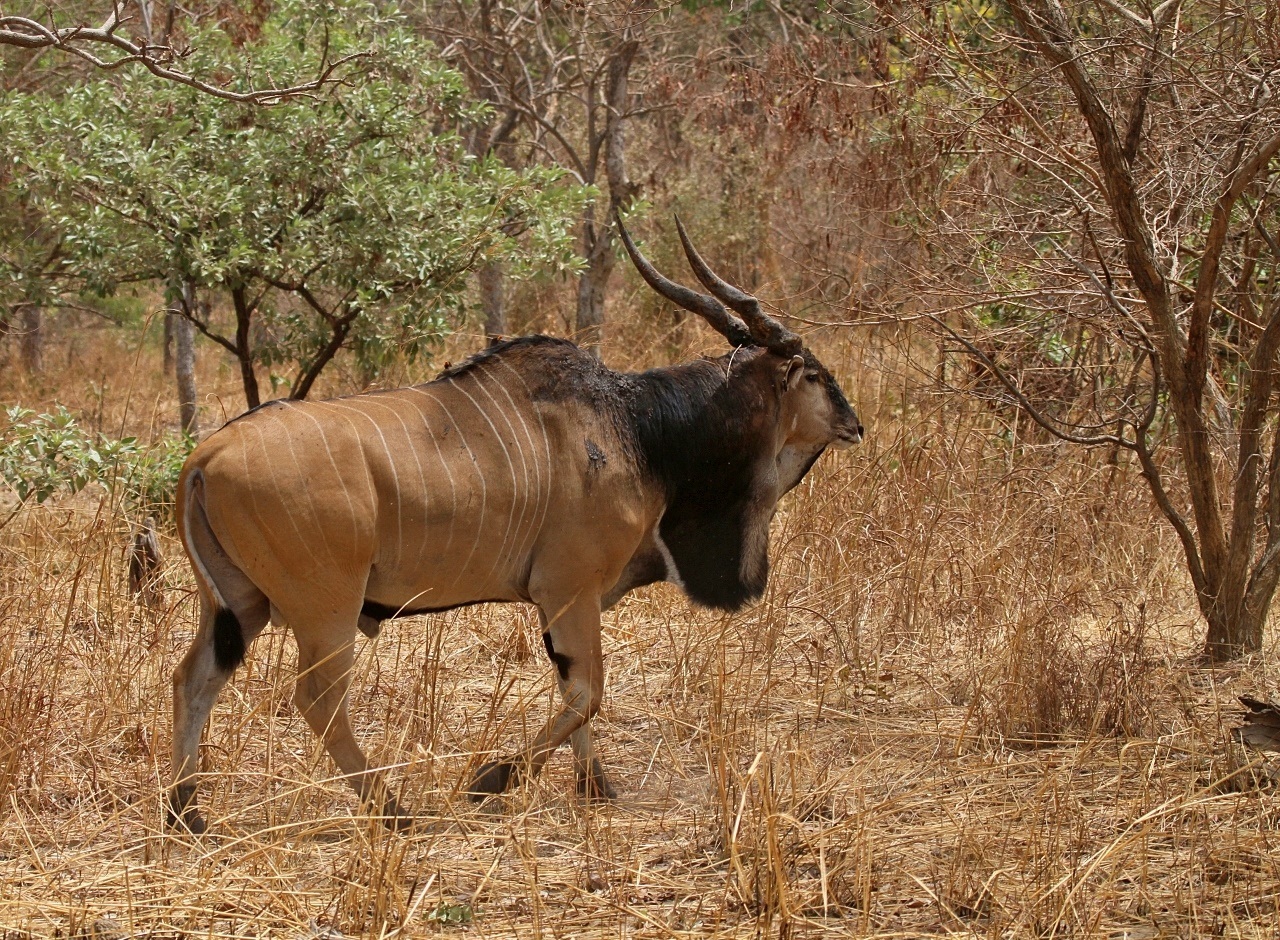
3 318 1280 938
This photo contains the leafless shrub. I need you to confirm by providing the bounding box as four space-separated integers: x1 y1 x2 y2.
959 602 1168 748
896 0 1280 659
127 516 164 610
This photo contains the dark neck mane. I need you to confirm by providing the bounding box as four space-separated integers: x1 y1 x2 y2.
623 350 779 611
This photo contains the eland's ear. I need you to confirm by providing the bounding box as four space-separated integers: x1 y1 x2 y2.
781 355 805 391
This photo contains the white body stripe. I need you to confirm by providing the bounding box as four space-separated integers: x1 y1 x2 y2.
403 385 460 560
248 421 324 571
266 410 342 569
295 407 363 550
360 398 433 563
470 371 534 575
482 369 545 566
327 400 406 565
447 377 521 580
497 359 554 552
409 385 487 589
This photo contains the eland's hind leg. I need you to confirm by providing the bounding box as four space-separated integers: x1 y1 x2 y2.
170 593 267 833
567 700 615 801
292 622 412 828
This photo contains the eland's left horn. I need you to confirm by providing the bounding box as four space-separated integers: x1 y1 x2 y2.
615 212 753 348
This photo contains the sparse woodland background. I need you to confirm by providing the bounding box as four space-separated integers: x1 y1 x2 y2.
4 0 1280 936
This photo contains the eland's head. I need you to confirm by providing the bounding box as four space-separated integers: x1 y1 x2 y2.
617 215 862 496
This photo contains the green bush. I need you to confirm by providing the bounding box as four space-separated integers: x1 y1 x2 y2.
0 406 192 521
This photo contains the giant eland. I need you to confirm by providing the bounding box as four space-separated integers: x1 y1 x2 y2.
169 218 862 832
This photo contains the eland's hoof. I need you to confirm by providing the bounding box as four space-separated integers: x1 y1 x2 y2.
576 758 617 802
377 798 417 831
468 760 518 800
169 811 208 835
166 788 207 835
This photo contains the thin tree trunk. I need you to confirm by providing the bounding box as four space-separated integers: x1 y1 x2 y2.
575 204 612 355
175 282 199 435
163 312 175 373
19 305 42 374
457 0 519 351
231 286 260 409
574 38 639 358
479 260 506 343
290 305 356 401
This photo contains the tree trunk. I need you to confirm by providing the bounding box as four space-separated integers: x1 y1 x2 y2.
175 282 199 436
1203 595 1268 661
163 311 175 373
231 286 261 409
575 204 612 355
19 305 42 374
479 260 506 343
290 306 356 401
574 38 639 358
1202 528 1280 660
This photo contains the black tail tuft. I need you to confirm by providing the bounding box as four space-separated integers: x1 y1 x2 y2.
213 607 246 671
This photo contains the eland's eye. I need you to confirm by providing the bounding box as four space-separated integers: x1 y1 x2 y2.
805 373 820 383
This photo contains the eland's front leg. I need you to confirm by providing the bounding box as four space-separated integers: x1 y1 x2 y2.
544 605 615 799
468 596 613 800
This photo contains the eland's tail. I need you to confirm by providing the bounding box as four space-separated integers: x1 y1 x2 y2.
177 467 263 670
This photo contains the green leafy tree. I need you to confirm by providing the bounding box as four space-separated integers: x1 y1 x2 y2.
1 0 584 407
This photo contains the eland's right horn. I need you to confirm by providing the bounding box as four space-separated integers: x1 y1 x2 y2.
615 213 753 348
674 216 802 356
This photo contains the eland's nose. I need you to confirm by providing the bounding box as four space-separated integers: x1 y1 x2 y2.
837 424 864 448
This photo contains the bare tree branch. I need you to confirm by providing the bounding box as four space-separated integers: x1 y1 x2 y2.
928 314 1134 448
0 4 369 104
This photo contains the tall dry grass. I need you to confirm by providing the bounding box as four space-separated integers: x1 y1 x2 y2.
2 315 1279 937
